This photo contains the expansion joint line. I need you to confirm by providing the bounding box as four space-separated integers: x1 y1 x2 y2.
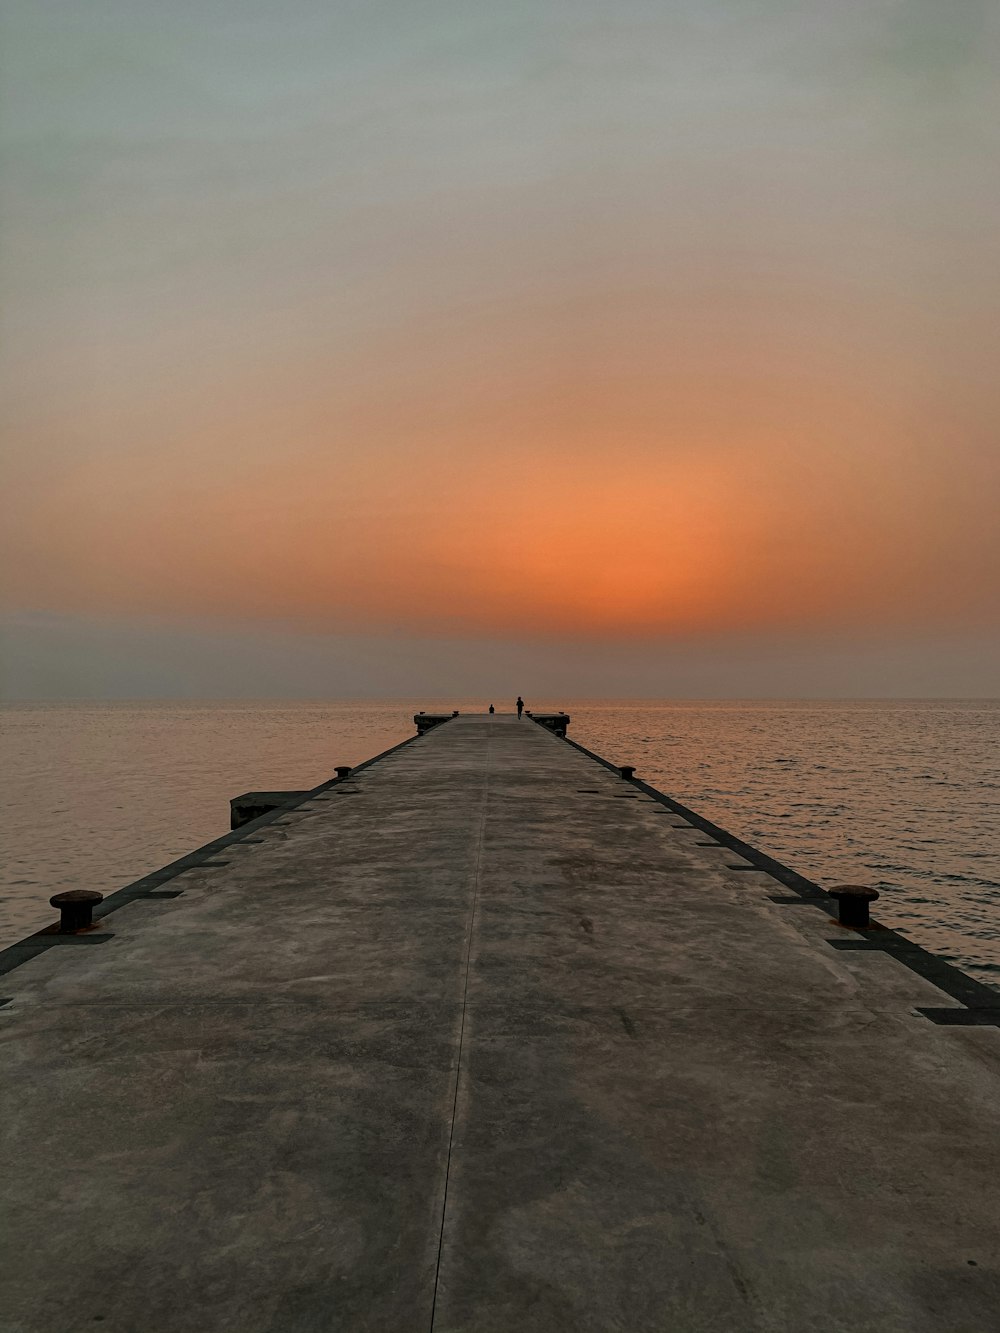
429 726 492 1331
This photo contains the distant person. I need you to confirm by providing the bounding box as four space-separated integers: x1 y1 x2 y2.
516 696 524 719
488 704 495 714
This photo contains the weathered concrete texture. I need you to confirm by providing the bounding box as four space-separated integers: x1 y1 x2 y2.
2 715 1000 1331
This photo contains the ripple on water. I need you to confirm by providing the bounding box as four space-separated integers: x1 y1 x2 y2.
569 699 1000 991
2 698 1000 991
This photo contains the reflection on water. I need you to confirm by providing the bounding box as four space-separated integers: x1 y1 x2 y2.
569 699 1000 988
2 699 998 988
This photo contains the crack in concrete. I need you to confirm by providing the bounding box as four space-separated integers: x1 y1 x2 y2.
429 725 492 1331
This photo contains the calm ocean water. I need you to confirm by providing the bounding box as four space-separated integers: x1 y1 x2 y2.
2 700 998 988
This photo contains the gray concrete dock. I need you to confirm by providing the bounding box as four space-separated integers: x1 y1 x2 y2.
2 713 1000 1331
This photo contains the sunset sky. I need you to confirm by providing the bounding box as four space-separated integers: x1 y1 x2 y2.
2 1 998 697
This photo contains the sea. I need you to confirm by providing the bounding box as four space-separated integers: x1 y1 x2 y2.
2 699 998 988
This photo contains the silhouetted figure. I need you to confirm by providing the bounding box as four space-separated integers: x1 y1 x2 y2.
516 696 524 719
488 704 495 714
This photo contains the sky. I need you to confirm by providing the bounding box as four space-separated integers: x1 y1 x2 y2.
2 1 998 698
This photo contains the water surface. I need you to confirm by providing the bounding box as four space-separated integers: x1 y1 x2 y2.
2 699 997 987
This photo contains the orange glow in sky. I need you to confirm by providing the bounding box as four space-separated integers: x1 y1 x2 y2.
2 3 998 656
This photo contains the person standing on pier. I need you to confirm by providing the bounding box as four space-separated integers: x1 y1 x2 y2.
516 696 524 719
489 704 495 714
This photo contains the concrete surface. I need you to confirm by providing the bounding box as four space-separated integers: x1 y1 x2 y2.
2 714 999 1331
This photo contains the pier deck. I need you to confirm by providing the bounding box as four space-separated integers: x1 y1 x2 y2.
3 714 1000 1330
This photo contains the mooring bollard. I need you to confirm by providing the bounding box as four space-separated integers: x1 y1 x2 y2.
452 710 459 716
619 765 636 780
829 885 880 928
334 765 352 779
49 890 104 934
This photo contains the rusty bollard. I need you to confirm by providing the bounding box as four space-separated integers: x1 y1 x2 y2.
50 890 104 934
829 885 880 928
334 765 352 779
452 710 459 717
619 765 636 780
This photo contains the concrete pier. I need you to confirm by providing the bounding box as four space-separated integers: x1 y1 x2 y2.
230 789 311 829
2 713 1000 1330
